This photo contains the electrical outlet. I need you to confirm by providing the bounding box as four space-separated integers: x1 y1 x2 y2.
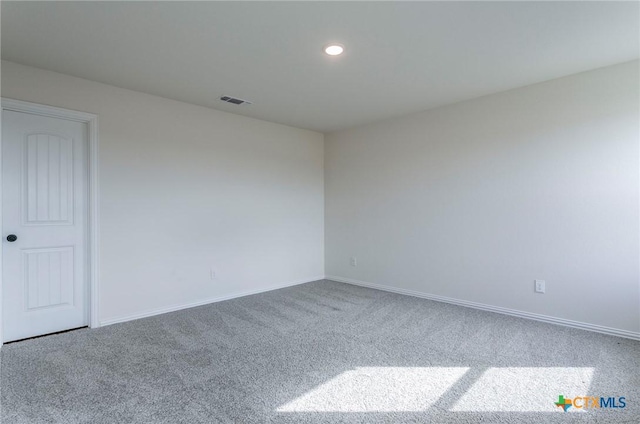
350 257 357 267
535 280 545 294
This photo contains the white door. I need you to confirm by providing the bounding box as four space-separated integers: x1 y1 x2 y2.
2 109 88 342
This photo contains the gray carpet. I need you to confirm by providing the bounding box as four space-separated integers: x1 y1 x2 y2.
1 279 638 423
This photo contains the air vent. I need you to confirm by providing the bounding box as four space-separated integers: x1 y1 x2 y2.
220 96 252 105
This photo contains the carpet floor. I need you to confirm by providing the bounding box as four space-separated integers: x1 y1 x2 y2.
1 279 638 423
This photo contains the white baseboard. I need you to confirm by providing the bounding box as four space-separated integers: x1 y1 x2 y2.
100 276 325 327
326 275 640 341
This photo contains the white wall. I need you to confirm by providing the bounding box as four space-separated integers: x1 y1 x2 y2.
4 59 638 337
326 61 640 334
2 60 325 324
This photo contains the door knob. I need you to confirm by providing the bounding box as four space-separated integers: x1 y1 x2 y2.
6 234 17 242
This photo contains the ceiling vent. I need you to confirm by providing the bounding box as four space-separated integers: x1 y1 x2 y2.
220 96 252 105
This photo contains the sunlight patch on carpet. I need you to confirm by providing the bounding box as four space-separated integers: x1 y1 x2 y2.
277 367 469 412
451 367 594 412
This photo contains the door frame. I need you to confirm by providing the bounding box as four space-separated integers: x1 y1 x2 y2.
0 98 100 344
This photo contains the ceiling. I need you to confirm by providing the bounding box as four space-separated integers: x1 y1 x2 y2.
2 1 639 133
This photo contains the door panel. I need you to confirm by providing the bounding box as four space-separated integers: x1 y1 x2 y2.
25 133 74 225
24 247 74 310
2 110 88 342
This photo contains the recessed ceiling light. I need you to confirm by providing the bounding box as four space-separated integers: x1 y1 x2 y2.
324 44 344 56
